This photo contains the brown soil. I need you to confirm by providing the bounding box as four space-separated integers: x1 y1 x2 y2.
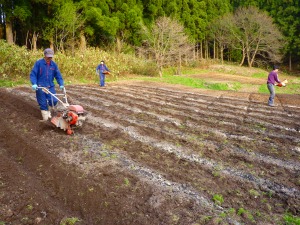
0 80 299 225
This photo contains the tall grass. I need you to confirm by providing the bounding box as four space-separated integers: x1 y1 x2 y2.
0 40 157 87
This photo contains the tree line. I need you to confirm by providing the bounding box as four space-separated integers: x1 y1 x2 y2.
0 0 299 70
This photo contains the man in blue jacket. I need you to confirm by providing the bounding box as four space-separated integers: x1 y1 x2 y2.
30 48 64 121
96 60 110 87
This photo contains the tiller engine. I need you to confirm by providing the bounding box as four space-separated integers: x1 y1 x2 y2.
39 87 87 135
51 104 86 135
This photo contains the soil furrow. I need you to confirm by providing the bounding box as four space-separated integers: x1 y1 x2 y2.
68 86 300 149
71 85 300 134
12 87 300 165
120 84 300 113
66 90 300 189
84 117 300 219
3 85 299 224
2 88 221 224
84 112 300 202
114 85 300 126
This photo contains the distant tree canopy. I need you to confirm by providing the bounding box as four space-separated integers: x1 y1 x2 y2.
211 6 284 67
140 16 193 77
0 0 299 69
229 0 300 69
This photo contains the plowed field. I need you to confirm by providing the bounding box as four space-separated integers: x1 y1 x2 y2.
0 81 299 225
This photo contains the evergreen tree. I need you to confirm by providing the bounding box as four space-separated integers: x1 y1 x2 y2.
77 0 119 47
268 0 300 69
110 0 144 45
142 0 165 24
0 0 31 44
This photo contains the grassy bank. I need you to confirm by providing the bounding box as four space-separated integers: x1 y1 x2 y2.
0 40 157 87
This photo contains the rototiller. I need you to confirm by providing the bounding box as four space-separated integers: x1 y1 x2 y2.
38 87 86 135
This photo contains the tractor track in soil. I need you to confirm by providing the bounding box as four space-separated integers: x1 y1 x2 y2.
0 81 299 225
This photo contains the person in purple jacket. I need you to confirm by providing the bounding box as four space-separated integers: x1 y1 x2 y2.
30 48 64 121
266 65 281 107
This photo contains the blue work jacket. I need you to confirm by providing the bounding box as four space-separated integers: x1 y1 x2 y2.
30 58 64 88
96 64 110 75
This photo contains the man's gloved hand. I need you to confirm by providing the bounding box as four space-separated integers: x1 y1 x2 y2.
60 85 64 90
32 84 38 91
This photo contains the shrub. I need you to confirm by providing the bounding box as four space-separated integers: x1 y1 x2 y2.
131 60 159 76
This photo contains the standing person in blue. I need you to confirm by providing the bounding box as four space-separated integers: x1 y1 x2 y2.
266 65 281 107
96 60 110 87
30 48 64 121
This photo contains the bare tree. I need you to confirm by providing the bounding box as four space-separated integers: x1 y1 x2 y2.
140 16 193 77
217 6 284 67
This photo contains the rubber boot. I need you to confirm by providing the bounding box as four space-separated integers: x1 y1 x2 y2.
48 110 52 119
41 110 50 121
49 106 56 118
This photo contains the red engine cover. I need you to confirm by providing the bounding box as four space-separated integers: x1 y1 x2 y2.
67 111 78 125
68 105 84 113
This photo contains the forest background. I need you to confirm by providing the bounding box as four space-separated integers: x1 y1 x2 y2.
0 0 300 86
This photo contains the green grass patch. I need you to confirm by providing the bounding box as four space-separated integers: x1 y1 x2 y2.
141 75 205 88
205 82 241 91
206 82 229 90
212 194 224 205
237 208 255 223
163 66 209 76
141 75 242 91
258 84 269 94
60 217 81 225
0 78 27 87
252 72 267 78
283 213 300 225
